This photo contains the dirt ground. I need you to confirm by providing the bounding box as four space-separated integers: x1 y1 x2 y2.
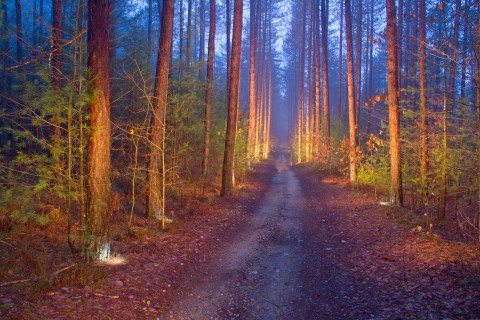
2 152 480 319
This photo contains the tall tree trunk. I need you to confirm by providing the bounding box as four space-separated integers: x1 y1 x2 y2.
419 0 429 214
221 0 243 196
354 1 362 124
298 0 306 162
52 0 63 160
386 0 403 206
148 0 152 59
247 0 257 162
321 0 330 150
439 0 460 219
198 0 205 79
146 0 175 229
337 0 343 119
1 0 9 148
85 0 111 260
314 0 321 154
15 0 23 62
202 0 215 176
397 0 403 85
345 0 356 182
186 0 193 66
226 0 231 84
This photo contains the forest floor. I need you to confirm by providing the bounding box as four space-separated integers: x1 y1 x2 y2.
2 152 480 319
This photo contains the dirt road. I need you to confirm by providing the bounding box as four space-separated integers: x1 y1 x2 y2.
161 153 480 320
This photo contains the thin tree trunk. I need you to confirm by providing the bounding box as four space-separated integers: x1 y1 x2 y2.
321 0 330 151
386 0 403 206
419 0 429 216
337 0 343 119
1 0 9 148
186 0 193 66
354 1 362 125
314 0 321 155
345 0 356 182
221 0 243 196
85 0 112 260
15 0 23 62
298 0 306 162
148 0 152 59
202 0 215 177
198 0 205 79
439 0 460 220
52 0 63 161
247 0 257 162
146 0 175 229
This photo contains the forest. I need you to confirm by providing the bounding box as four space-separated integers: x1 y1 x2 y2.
1 0 480 318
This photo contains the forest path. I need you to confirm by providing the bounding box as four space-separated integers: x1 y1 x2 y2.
163 153 308 319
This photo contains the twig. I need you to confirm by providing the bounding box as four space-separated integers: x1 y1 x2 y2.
0 264 76 287
0 278 31 287
53 264 76 276
94 293 120 299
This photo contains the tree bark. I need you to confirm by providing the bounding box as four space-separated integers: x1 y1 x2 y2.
15 0 23 62
198 0 205 79
337 0 343 119
226 0 231 84
148 0 152 59
314 0 321 154
321 0 330 150
146 0 175 228
297 0 306 162
419 0 428 211
345 0 356 182
221 0 243 196
85 0 112 260
202 0 215 176
247 0 257 162
52 0 63 156
354 1 362 125
386 0 403 206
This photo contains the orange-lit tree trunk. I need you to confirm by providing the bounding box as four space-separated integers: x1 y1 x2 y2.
85 0 111 260
298 0 306 162
419 0 428 206
146 0 174 228
337 0 343 119
221 0 243 196
386 0 403 206
247 0 257 163
345 0 356 182
321 0 330 151
314 0 321 155
202 0 215 177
